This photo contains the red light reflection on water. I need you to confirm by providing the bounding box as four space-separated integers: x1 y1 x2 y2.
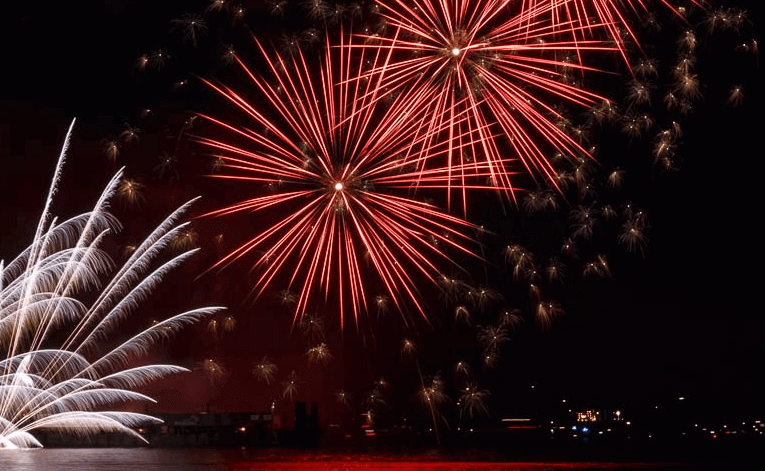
230 464 473 471
228 462 647 471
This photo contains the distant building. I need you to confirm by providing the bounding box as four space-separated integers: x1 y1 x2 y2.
576 410 601 422
575 409 626 423
143 411 276 447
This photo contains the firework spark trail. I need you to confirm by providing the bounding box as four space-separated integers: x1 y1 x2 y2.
195 31 497 329
353 0 615 212
0 121 225 448
520 0 706 66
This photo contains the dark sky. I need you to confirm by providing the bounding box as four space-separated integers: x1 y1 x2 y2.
1 0 763 423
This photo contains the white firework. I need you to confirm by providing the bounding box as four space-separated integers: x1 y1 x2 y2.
0 120 225 448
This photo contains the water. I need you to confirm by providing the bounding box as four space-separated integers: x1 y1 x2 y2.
0 448 737 471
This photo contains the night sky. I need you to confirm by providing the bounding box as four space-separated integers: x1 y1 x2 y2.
1 0 763 428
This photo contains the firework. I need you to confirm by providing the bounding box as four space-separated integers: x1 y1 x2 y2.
468 286 502 313
363 380 388 410
583 254 611 278
355 0 613 210
535 300 564 330
199 358 227 383
298 314 325 343
154 153 179 181
618 215 650 257
252 356 278 385
545 258 566 283
306 342 332 366
520 1 706 66
195 32 484 329
476 325 509 354
119 124 141 145
726 85 744 107
170 226 199 252
102 140 120 163
0 121 224 448
418 373 450 443
170 13 208 48
497 308 524 329
281 370 300 401
116 177 145 206
458 383 490 420
454 305 472 325
401 338 417 357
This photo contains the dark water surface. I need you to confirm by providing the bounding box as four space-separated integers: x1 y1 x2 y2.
0 448 738 471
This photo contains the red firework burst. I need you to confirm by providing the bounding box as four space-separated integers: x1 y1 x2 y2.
194 32 492 329
355 0 613 212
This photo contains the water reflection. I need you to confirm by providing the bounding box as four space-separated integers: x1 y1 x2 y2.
0 448 232 471
0 448 726 471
